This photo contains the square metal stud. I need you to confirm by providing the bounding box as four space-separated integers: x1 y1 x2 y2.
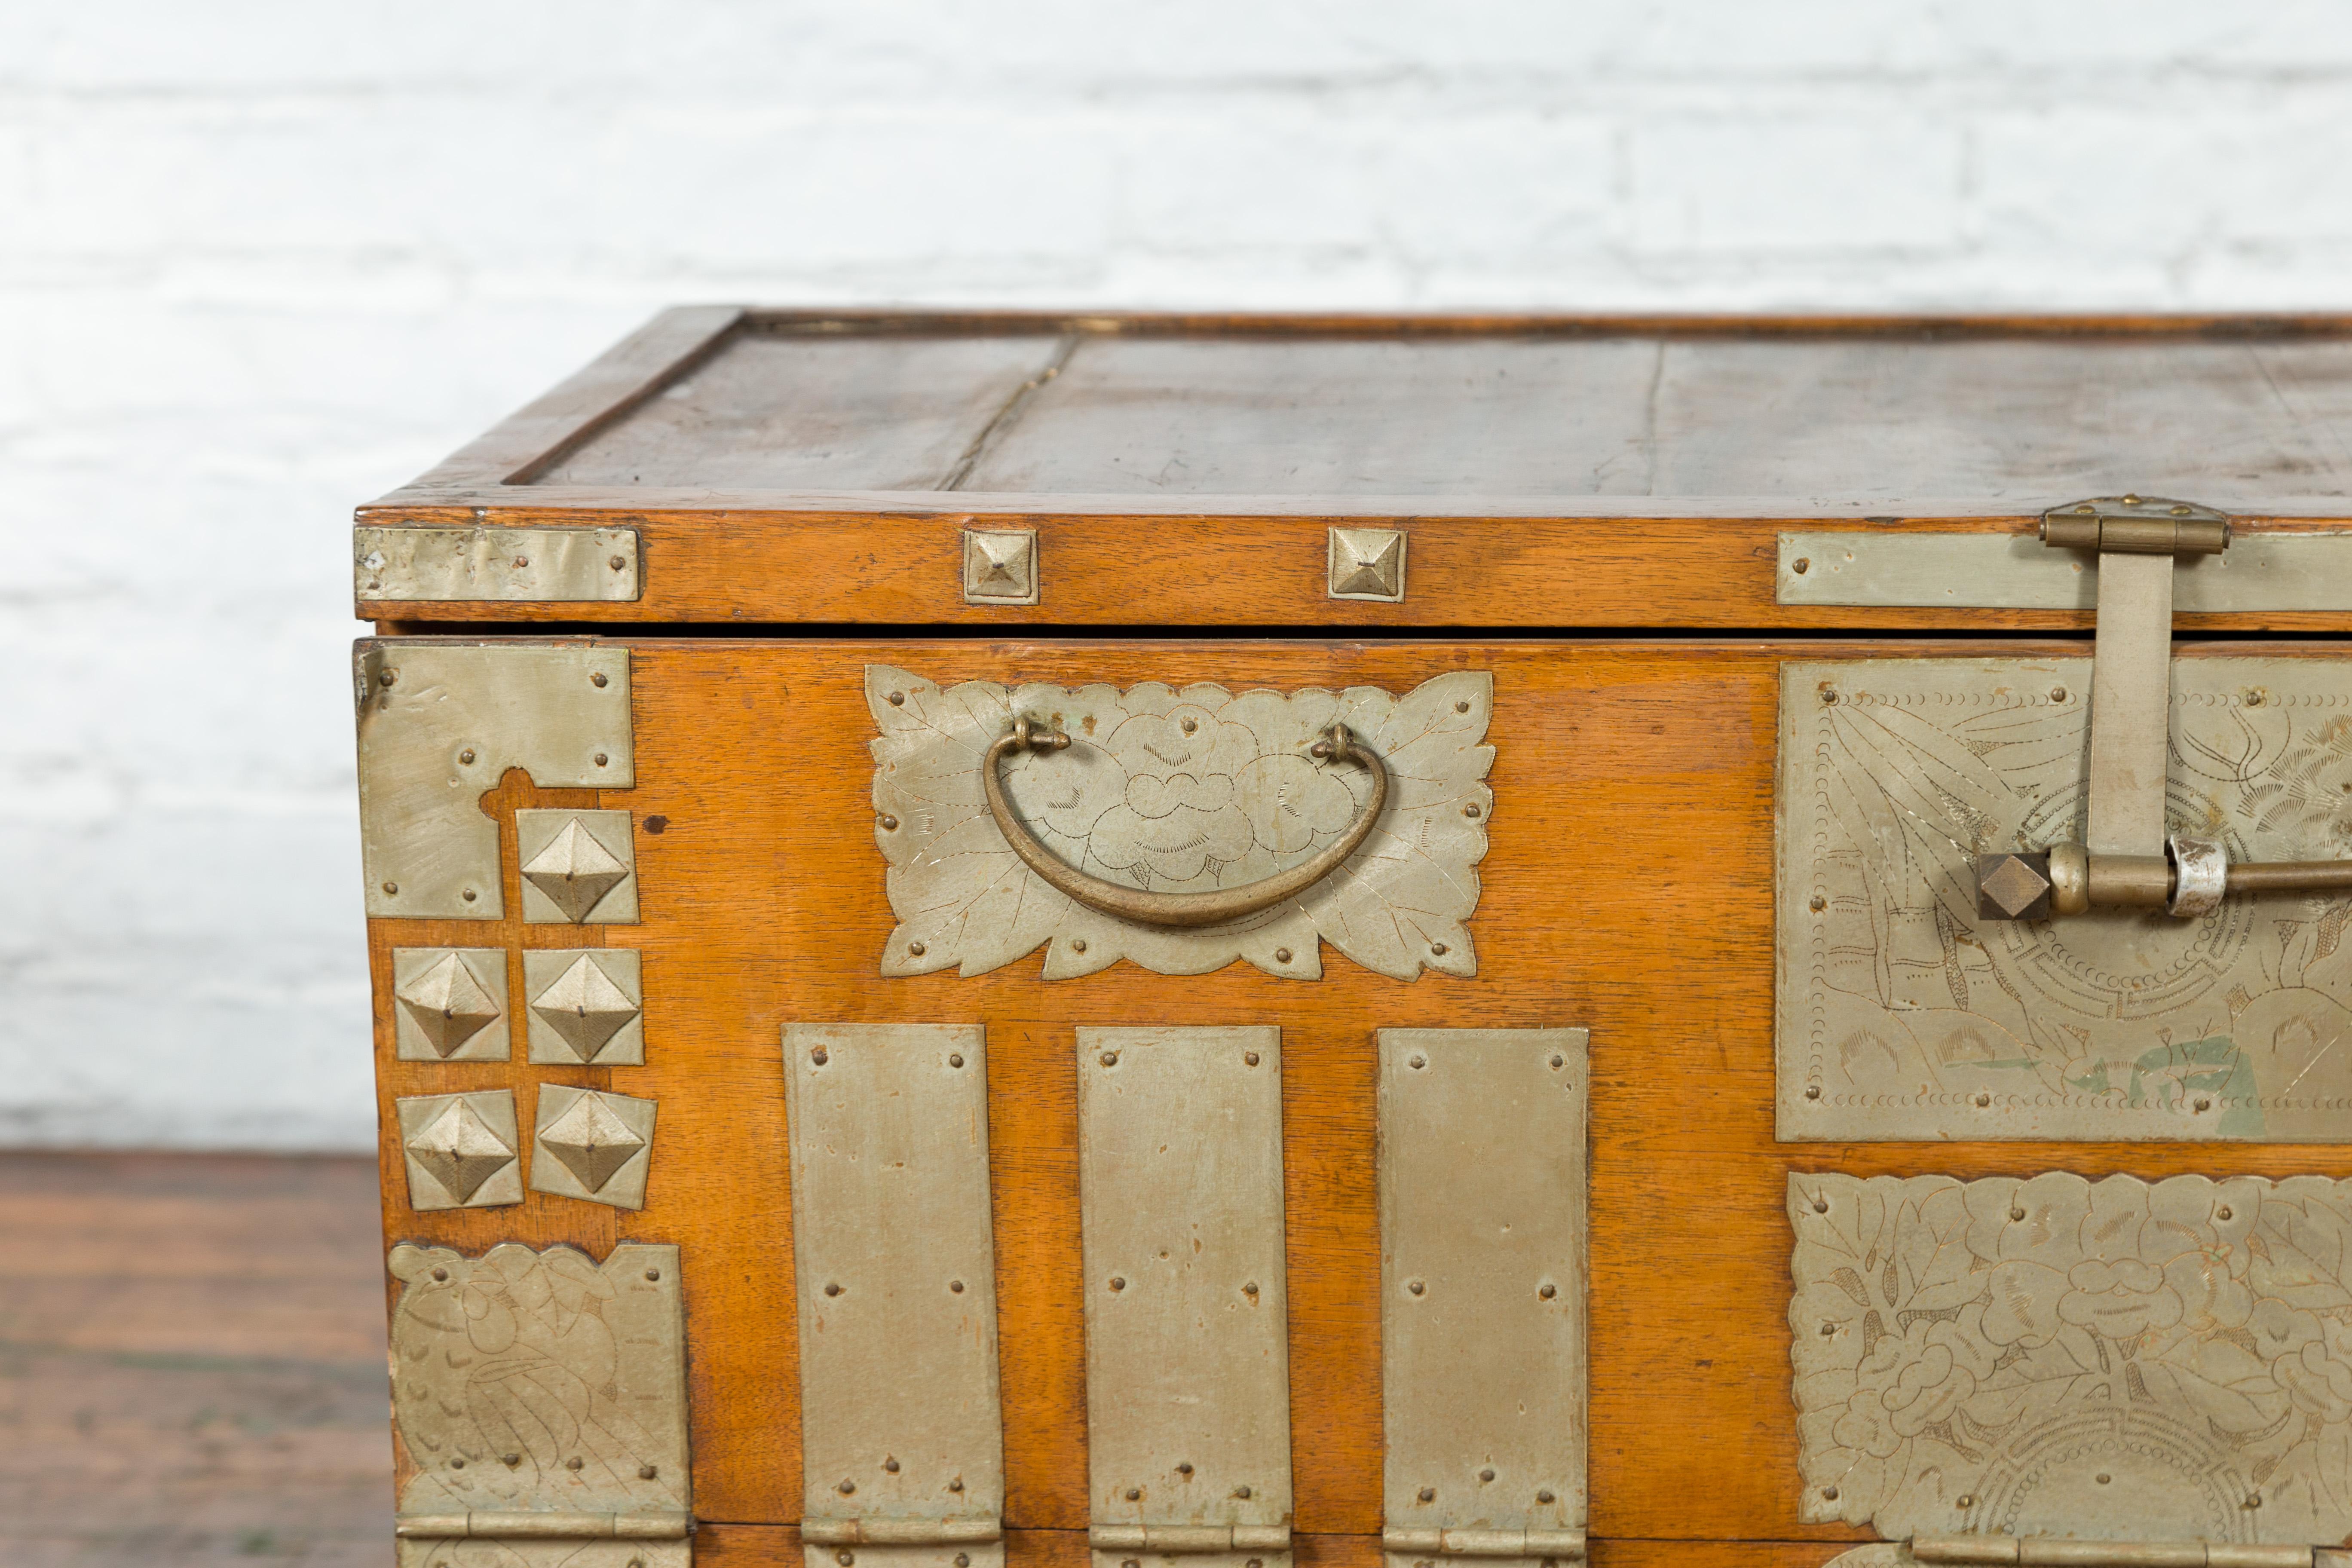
1975 851 2054 922
962 527 1040 605
522 948 643 1065
530 1084 657 1210
515 808 639 924
396 1090 522 1210
390 948 510 1062
1329 527 1406 601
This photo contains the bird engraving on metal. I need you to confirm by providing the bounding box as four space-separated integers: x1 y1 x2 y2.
524 950 643 1065
355 641 633 920
1079 1026 1292 1568
389 1241 690 1568
1380 1029 1588 1568
396 1090 523 1210
518 810 640 925
1779 657 2352 1142
867 665 1493 981
530 1087 656 1209
784 1024 1006 1568
1789 1172 2352 1547
393 949 511 1062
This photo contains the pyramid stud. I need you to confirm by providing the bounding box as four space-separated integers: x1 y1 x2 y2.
396 1091 521 1210
1328 527 1406 601
528 952 642 1063
962 528 1039 605
516 810 637 924
532 1086 656 1209
393 951 504 1059
1976 851 2054 922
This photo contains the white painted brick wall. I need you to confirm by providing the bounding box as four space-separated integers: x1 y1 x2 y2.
5 1 2352 1149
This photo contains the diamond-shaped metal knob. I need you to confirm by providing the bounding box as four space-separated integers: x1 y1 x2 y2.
1975 851 2054 921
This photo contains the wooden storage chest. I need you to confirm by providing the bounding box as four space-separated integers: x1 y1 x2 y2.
355 309 2352 1568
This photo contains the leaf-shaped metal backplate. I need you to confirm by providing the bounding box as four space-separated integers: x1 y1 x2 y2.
865 665 1494 981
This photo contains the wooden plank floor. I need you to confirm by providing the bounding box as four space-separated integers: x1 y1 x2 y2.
0 1152 390 1567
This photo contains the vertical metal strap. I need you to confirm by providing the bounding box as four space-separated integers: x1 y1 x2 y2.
2085 550 2175 856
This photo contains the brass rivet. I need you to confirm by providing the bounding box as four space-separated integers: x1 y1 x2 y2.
1464 802 1481 818
812 1047 829 1066
1100 1050 1118 1067
503 1452 521 1466
825 1282 842 1296
1431 941 1448 956
594 752 608 767
1243 1280 1259 1295
1821 687 1840 705
1957 1494 1975 1508
1244 1050 1261 1066
1805 1085 1821 1099
1072 938 1087 953
2096 1474 2110 1485
1823 1485 1839 1501
591 672 608 688
1234 1485 1252 1499
885 1458 900 1473
957 1556 971 1568
948 1054 964 1068
1408 1279 1426 1295
838 1553 855 1567
379 668 398 687
1793 557 1811 574
2009 1205 2026 1222
2196 1096 2212 1112
461 888 477 902
646 1267 661 1281
1125 1487 1142 1501
1455 700 1471 713
1480 1467 1496 1483
568 1456 585 1471
1419 1487 1436 1503
1180 718 1197 733
1812 1196 1829 1213
839 1479 855 1494
910 940 926 956
2122 493 2141 505
1549 1054 1564 1068
1124 1560 1141 1568
1539 1283 1556 1299
2172 505 2192 516
2220 1205 2234 1220
610 554 627 570
2248 689 2266 707
888 691 906 706
1274 948 1291 963
1409 1054 1426 1069
640 1464 658 1479
2050 686 2067 702
1974 1092 1991 1108
1809 894 1826 912
451 1457 465 1468
458 748 475 765
1537 1489 1556 1504
1819 1321 1834 1337
514 556 529 568
383 882 399 895
950 1279 965 1292
2247 1494 2263 1509
879 815 898 830
431 1267 448 1282
1179 1463 1194 1476
1110 1276 1126 1291
949 1478 965 1492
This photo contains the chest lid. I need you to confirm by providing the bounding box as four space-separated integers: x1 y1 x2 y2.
356 307 2352 630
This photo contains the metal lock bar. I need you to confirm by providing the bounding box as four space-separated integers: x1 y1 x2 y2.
1977 496 2352 921
1911 1539 2332 1568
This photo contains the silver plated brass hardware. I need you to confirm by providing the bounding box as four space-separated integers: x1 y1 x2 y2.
389 1241 689 1568
1776 529 2352 613
524 949 643 1065
867 665 1493 981
530 1086 656 1209
356 525 641 604
984 717 1387 929
396 1090 522 1210
1091 1525 1294 1553
1819 1547 2352 1568
1381 1030 1587 1568
1079 1027 1291 1568
356 642 633 920
1790 1173 2352 1546
1330 527 1407 602
518 810 640 924
392 949 510 1062
784 1024 1006 1568
963 528 1039 605
1778 655 2352 1142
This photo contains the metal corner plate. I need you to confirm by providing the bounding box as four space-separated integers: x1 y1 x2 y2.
1078 1026 1291 1568
784 1024 1005 1568
1380 1029 1588 1567
356 642 633 920
357 525 641 603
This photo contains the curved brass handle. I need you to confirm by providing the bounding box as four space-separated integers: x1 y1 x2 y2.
982 716 1388 928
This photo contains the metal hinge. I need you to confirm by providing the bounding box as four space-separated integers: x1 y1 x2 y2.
1381 1530 1585 1561
1976 496 2352 921
395 1512 692 1540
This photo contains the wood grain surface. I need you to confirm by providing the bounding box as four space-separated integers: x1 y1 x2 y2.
364 635 2352 1545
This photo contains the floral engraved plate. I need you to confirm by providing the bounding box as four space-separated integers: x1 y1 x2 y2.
866 665 1494 980
1779 657 2352 1142
1788 1172 2352 1546
389 1241 691 1567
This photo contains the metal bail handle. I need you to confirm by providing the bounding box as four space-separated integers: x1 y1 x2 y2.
981 715 1389 928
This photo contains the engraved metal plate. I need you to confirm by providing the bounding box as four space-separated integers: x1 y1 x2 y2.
524 949 643 1065
1381 1030 1587 1568
1078 1026 1291 1568
1779 657 2352 1142
868 666 1493 982
392 948 511 1062
1776 530 2352 611
355 525 641 603
356 643 633 920
784 1023 1005 1568
389 1241 690 1558
1789 1172 2352 1546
